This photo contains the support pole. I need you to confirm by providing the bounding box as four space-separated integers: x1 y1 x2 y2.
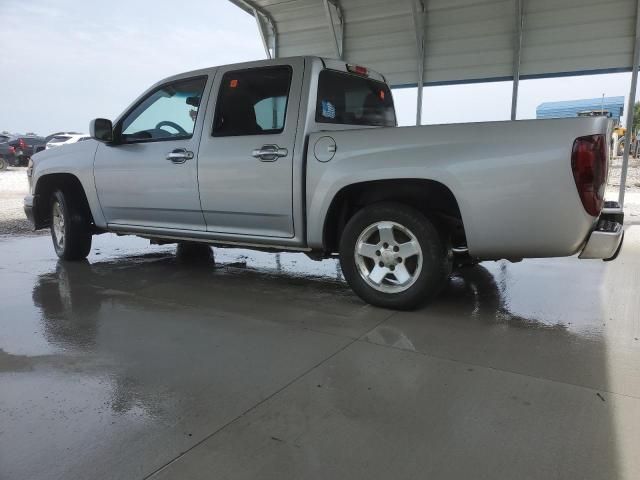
510 0 524 121
619 0 640 206
411 0 426 125
232 1 278 58
323 0 343 59
253 8 272 59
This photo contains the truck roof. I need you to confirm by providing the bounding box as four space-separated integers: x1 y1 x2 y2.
157 56 388 87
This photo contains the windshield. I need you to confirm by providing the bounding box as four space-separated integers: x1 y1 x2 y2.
50 136 71 143
121 77 207 142
316 69 396 127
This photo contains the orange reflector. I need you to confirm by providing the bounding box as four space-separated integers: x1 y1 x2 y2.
230 79 238 88
379 90 385 100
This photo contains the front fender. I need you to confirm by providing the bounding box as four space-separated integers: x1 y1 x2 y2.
31 141 106 229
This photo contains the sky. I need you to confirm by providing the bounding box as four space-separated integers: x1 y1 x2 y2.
0 0 638 134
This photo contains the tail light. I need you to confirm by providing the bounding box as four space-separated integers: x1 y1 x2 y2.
18 138 26 149
8 146 15 154
571 134 607 216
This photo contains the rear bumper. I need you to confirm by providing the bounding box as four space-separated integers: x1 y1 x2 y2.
579 203 624 261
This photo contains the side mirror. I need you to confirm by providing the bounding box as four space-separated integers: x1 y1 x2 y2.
90 118 114 143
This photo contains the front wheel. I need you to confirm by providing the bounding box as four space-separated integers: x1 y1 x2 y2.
339 202 450 310
50 190 92 260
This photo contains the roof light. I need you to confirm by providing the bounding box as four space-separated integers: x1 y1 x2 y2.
346 64 369 76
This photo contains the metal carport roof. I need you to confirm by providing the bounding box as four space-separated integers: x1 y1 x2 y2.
229 0 638 85
230 0 640 206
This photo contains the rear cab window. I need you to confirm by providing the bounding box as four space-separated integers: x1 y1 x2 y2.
316 69 396 127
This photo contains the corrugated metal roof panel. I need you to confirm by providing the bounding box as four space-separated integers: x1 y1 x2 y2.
422 0 515 83
521 0 636 77
230 0 638 87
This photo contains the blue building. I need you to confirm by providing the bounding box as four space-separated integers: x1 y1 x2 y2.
536 96 625 122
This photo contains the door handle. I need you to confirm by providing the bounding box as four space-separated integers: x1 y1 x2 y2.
252 144 288 162
166 148 194 164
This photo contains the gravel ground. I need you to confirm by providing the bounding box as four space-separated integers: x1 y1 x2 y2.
0 167 46 237
1 158 640 238
607 156 640 190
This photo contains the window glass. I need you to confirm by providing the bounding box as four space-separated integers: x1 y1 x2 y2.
121 76 207 142
50 136 71 143
316 70 396 127
213 66 292 137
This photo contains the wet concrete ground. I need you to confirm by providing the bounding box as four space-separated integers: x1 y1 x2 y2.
1 229 639 480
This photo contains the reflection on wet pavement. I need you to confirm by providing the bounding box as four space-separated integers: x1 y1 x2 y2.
1 230 639 479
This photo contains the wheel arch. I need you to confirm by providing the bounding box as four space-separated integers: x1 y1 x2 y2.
33 173 95 230
321 179 466 255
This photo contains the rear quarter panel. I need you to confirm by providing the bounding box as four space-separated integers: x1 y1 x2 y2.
306 117 610 259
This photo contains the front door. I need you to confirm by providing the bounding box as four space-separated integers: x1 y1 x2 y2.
197 59 303 238
94 75 210 231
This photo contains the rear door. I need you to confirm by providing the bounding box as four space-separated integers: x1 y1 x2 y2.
197 59 303 238
94 75 210 231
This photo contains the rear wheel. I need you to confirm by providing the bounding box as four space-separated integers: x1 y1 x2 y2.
339 202 450 310
0 157 6 171
50 190 92 260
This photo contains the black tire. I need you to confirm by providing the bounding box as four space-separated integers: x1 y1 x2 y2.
0 157 6 171
50 190 92 260
176 241 215 266
339 202 450 310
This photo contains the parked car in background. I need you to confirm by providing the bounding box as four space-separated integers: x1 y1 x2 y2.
0 140 15 170
4 134 46 166
44 131 82 142
45 134 91 149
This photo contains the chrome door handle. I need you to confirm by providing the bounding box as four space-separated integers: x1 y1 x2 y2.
166 148 194 164
252 144 288 162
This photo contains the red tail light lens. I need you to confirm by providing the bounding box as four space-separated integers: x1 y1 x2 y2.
571 134 607 216
18 138 26 149
9 146 15 154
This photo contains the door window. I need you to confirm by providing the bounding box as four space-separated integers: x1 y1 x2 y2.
213 66 292 137
120 76 207 143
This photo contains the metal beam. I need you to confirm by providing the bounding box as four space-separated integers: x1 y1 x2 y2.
619 0 640 206
411 0 426 125
510 0 524 121
323 0 343 59
253 8 272 59
229 0 278 58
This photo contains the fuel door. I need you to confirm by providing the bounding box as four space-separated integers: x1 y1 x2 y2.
314 136 337 162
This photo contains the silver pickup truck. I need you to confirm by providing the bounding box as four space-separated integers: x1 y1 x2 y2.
25 56 624 309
